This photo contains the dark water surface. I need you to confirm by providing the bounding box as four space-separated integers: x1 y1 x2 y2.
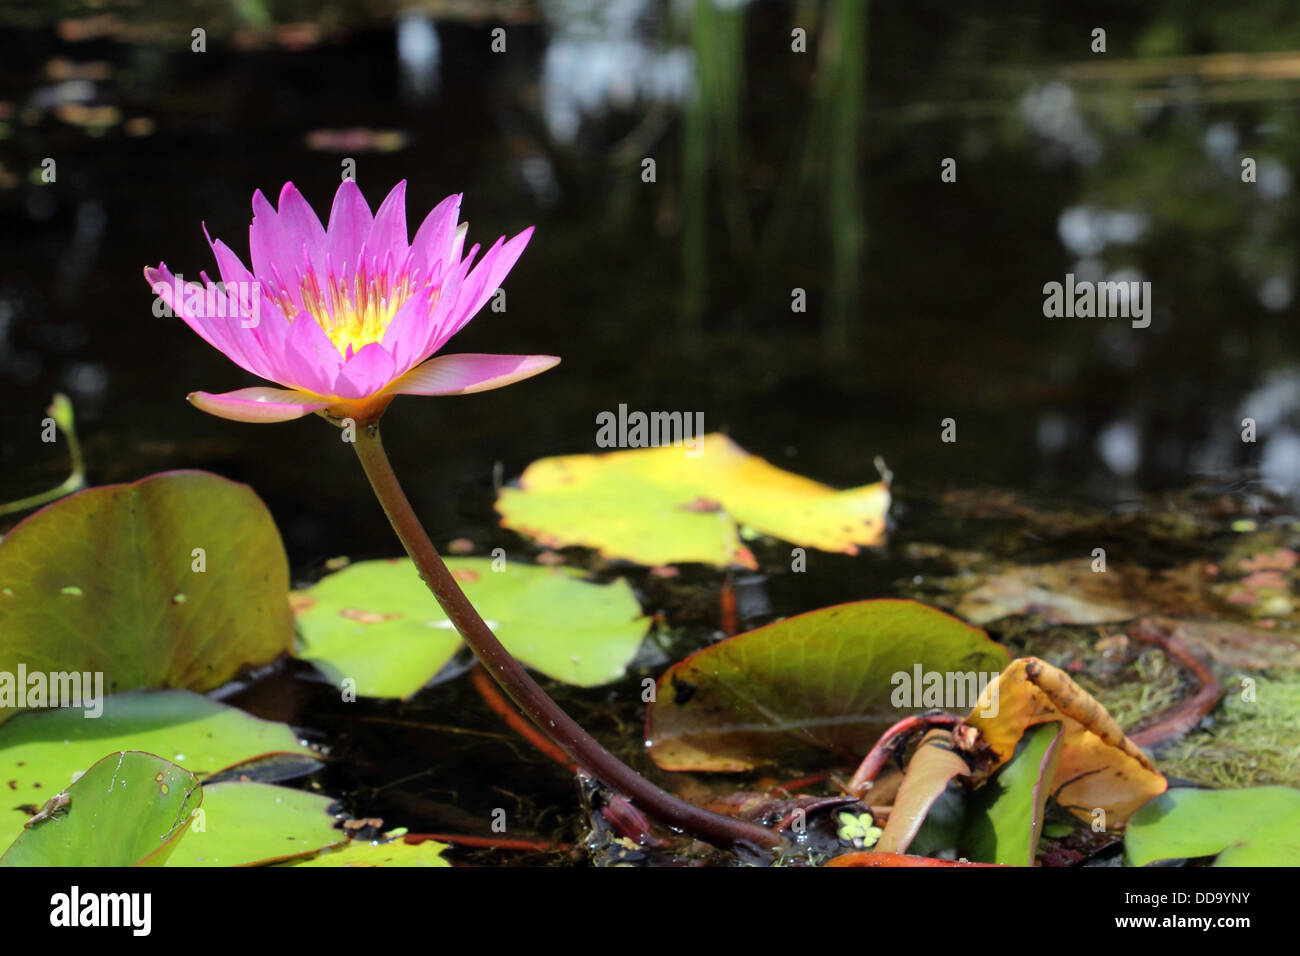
3 1 1300 859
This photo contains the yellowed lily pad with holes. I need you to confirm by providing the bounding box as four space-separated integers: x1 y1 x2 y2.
496 434 889 568
293 557 648 695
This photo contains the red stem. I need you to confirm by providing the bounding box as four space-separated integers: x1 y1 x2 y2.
847 713 960 797
353 425 782 854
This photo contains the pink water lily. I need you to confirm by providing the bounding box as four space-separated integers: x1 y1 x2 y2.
144 180 558 424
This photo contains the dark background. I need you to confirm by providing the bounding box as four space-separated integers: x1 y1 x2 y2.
2 0 1298 567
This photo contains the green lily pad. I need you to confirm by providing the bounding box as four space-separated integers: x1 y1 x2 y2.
0 751 201 867
283 833 451 867
0 689 320 851
164 782 340 866
0 471 293 724
294 557 648 695
1125 786 1300 866
646 599 1010 771
961 721 1063 865
496 434 889 568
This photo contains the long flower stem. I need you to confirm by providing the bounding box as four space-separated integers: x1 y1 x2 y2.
353 424 782 854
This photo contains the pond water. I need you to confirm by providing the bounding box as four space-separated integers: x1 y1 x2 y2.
2 1 1299 862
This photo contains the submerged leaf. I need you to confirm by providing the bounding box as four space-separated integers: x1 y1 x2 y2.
955 559 1139 626
647 599 1009 771
496 433 889 568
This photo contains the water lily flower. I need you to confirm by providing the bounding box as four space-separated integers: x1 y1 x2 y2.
144 180 558 425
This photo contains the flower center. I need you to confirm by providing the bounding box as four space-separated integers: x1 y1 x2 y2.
296 260 429 358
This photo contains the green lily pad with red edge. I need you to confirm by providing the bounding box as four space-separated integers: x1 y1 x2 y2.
282 831 451 867
495 434 889 569
163 781 341 866
0 689 320 852
960 721 1063 865
646 599 1010 771
293 557 648 696
0 471 293 725
1124 786 1300 866
0 751 201 867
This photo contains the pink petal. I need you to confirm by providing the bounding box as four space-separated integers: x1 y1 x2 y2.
407 250 477 363
410 193 462 277
203 226 253 288
145 264 271 380
326 180 373 271
249 188 316 308
188 387 329 423
379 290 440 374
333 341 398 399
281 312 345 394
368 180 409 268
384 353 560 396
456 226 533 326
275 183 327 276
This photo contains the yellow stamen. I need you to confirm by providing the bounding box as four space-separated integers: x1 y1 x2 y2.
296 264 425 356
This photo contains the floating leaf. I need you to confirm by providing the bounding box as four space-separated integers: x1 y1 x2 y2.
826 852 999 867
647 600 1009 771
0 751 200 867
294 557 648 696
284 834 451 867
164 782 340 866
966 658 1166 826
1125 786 1300 866
961 722 1063 865
0 471 293 724
876 728 972 855
496 433 889 568
0 689 320 851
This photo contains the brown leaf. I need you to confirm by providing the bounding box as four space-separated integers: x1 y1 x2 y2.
966 658 1166 826
875 729 971 854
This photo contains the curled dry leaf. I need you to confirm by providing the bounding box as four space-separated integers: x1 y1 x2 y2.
964 658 1165 826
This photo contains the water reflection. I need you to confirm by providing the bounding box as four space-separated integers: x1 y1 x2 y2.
1 2 1300 551
396 11 441 102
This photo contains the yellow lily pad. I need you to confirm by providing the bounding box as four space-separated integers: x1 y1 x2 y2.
496 434 889 568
